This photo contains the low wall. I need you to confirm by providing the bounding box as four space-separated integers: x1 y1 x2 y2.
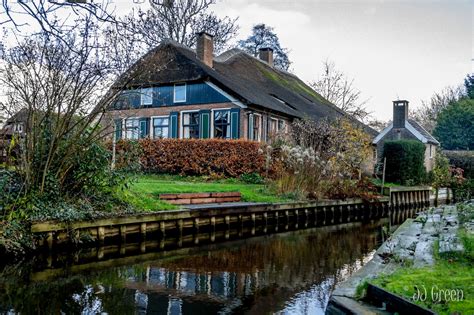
32 198 391 251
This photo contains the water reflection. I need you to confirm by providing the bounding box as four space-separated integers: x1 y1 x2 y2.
0 221 385 314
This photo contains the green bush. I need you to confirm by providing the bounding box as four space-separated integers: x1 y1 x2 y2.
240 173 265 184
453 179 474 202
383 140 426 185
444 150 474 179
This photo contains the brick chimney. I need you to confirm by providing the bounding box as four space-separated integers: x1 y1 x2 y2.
393 100 409 128
196 31 214 68
259 47 274 67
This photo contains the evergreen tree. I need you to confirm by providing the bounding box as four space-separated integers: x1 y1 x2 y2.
464 74 474 99
238 24 291 71
433 99 474 150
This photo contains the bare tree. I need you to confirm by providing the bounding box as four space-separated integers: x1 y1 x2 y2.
1 0 117 46
366 118 390 132
310 60 370 122
411 85 464 132
105 0 239 72
0 15 125 195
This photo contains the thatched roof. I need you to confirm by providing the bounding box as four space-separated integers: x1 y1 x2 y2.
114 40 376 135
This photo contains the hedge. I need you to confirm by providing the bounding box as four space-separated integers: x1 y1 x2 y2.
383 140 426 185
443 150 474 179
115 139 274 178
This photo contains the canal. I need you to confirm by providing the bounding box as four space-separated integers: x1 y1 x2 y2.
0 219 390 314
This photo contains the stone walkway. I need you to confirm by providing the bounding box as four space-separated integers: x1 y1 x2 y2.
328 202 471 314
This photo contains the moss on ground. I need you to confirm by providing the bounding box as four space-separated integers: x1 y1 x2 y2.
370 230 474 315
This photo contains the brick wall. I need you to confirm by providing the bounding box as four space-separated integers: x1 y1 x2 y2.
103 103 292 142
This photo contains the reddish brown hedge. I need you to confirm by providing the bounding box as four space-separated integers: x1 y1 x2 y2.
117 139 271 177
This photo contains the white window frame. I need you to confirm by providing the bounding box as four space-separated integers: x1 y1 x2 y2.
125 117 140 140
429 144 433 159
173 83 187 103
150 115 170 139
141 87 153 106
269 117 278 134
252 113 262 142
211 108 232 139
180 110 199 139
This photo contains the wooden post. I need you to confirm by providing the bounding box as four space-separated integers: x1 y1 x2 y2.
140 223 147 240
194 218 200 233
119 225 127 243
97 227 105 244
381 157 386 194
177 219 184 235
160 221 166 237
47 232 54 251
211 216 216 230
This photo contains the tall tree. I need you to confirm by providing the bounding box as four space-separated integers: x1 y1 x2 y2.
411 85 464 132
433 99 474 150
238 24 291 71
310 60 370 122
105 0 239 72
464 73 474 99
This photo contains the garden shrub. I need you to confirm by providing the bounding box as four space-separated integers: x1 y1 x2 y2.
443 150 474 178
117 139 271 178
383 140 426 185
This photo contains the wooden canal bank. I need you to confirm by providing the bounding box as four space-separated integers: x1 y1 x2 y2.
28 186 432 251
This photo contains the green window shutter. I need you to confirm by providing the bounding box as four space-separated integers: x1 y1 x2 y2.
114 118 122 140
139 118 149 139
248 113 254 140
169 112 179 138
199 110 211 139
230 108 240 139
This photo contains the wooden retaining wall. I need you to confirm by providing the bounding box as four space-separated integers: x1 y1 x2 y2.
381 186 431 225
31 198 391 251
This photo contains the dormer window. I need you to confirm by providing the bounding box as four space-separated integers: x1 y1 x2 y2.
174 83 186 103
141 88 153 106
14 123 23 133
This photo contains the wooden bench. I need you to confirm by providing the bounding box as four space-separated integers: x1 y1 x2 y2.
159 192 241 205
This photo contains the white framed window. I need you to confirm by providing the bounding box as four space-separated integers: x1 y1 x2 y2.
141 88 153 106
429 144 433 159
253 114 262 141
152 116 169 139
14 123 23 133
181 111 200 139
125 118 139 140
174 83 186 103
213 109 231 139
269 117 278 135
278 119 285 132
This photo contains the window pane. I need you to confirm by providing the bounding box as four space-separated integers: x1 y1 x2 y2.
141 88 153 105
214 110 231 139
174 84 186 102
183 112 199 139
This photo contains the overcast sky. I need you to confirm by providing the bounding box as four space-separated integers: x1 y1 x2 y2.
209 0 473 121
6 0 472 121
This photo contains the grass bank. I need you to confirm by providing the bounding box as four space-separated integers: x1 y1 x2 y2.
370 204 474 314
123 174 291 211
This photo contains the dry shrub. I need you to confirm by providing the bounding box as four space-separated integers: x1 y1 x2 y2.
270 118 373 200
116 138 273 178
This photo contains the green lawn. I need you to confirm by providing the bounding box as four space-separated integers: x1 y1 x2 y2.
123 174 291 211
370 231 474 314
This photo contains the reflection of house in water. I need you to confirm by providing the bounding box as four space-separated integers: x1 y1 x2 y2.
0 222 384 314
114 224 380 314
